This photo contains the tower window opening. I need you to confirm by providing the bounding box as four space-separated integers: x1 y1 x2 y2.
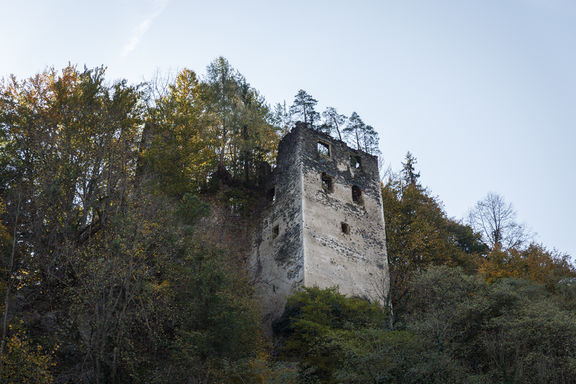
317 141 330 157
352 185 363 204
341 222 350 235
321 172 334 193
272 225 279 239
350 155 361 169
267 186 276 202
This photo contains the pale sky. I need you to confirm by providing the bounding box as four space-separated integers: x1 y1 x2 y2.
2 0 575 258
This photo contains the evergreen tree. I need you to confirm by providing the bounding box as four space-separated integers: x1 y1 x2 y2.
289 89 320 129
0 63 267 383
343 112 364 150
321 107 346 140
401 151 420 186
1 59 575 384
382 155 485 322
202 57 278 184
146 58 278 189
270 101 291 134
343 112 380 154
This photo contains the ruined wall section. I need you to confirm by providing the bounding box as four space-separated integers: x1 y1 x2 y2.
248 128 305 329
300 128 389 303
250 125 390 331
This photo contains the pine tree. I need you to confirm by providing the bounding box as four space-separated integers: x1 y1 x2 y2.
289 89 320 128
343 112 380 154
321 107 346 140
401 151 420 186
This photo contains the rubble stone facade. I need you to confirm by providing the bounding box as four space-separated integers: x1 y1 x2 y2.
249 123 389 329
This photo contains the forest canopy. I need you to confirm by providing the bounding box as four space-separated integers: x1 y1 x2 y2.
0 59 574 383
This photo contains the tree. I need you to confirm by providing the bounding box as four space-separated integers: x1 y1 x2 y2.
468 192 528 250
407 267 576 384
289 89 320 128
343 112 380 155
0 195 18 364
0 66 146 382
0 327 54 384
201 57 278 184
382 157 485 322
274 287 386 383
401 151 420 186
332 328 468 384
0 64 143 306
145 59 278 190
270 101 291 134
203 57 244 176
230 80 278 184
145 68 218 195
321 107 346 140
360 124 380 155
276 287 469 384
343 112 364 150
478 243 575 288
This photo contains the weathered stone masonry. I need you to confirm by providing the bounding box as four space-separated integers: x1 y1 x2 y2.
249 123 390 329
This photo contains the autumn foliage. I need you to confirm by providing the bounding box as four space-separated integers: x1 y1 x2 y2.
0 60 574 383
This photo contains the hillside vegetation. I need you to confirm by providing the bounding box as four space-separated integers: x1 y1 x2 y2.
1 59 574 383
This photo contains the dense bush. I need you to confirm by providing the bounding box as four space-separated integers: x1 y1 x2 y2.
275 272 576 384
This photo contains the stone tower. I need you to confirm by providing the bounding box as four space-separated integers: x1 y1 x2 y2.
249 123 389 328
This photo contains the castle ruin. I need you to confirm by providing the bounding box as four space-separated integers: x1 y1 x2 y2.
249 123 390 329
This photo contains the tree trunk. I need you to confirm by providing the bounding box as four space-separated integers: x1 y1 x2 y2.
0 195 20 364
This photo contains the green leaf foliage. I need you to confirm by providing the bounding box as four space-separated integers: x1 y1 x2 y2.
276 287 473 384
0 62 268 383
382 155 487 320
406 266 576 384
274 287 385 382
1 60 575 384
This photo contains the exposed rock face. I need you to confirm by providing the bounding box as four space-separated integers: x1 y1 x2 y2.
249 123 390 331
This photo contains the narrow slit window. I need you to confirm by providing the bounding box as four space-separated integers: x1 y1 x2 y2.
272 225 279 239
267 186 276 202
341 222 350 235
317 141 330 157
350 155 361 169
321 172 334 193
352 185 363 204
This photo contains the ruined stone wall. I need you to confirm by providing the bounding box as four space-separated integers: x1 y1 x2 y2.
300 128 389 303
248 128 305 330
249 124 389 331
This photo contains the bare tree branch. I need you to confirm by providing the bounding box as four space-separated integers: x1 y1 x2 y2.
468 192 529 250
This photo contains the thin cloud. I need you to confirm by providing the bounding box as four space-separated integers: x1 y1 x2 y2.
121 0 169 58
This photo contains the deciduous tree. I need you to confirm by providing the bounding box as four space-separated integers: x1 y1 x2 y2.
144 68 217 195
382 154 485 322
468 192 528 250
